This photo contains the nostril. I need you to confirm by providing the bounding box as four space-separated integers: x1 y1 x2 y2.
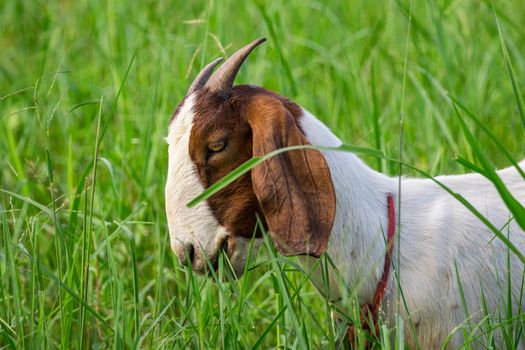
175 242 196 267
185 243 195 267
220 238 228 253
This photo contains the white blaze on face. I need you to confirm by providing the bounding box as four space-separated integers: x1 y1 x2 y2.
165 94 229 271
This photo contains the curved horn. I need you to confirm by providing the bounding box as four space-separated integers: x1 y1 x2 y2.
204 37 266 94
188 57 224 94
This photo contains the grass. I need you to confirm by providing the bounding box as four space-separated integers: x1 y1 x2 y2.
1 0 525 348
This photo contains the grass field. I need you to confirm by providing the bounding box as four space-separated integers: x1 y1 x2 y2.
1 0 525 348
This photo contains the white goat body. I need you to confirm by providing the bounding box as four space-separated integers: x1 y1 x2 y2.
300 110 525 348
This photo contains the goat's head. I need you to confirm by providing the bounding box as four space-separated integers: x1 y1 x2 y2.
165 38 336 276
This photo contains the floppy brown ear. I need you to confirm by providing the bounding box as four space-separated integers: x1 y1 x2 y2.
245 95 336 257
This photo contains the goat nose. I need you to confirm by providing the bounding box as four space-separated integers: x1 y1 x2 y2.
173 241 196 267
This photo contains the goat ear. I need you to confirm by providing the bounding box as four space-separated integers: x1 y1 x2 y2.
245 95 336 257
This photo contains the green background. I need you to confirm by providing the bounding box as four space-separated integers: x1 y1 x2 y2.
1 0 524 348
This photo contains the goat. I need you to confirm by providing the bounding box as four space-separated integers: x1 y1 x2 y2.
165 38 525 348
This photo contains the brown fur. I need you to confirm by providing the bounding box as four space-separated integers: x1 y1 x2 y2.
188 85 336 257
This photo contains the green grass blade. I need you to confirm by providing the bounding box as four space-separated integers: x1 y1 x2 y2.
448 94 525 180
491 1 525 133
187 144 383 208
451 104 525 232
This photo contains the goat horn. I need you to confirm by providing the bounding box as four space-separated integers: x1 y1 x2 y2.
188 57 224 94
204 37 266 94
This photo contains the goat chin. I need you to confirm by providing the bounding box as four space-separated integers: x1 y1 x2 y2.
297 109 525 349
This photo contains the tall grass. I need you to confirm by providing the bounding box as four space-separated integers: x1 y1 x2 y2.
1 0 525 348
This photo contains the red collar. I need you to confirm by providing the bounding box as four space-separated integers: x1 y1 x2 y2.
372 193 396 313
348 193 396 344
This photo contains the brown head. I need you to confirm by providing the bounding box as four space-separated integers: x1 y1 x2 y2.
165 38 336 275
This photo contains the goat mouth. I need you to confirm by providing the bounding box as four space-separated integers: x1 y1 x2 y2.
187 237 238 277
206 248 235 276
199 244 238 278
199 259 236 282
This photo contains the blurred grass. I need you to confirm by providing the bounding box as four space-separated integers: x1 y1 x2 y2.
1 0 525 348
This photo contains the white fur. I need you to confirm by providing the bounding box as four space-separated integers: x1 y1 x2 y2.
299 110 525 348
165 94 257 274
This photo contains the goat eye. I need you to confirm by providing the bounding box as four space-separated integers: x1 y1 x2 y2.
208 140 226 152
